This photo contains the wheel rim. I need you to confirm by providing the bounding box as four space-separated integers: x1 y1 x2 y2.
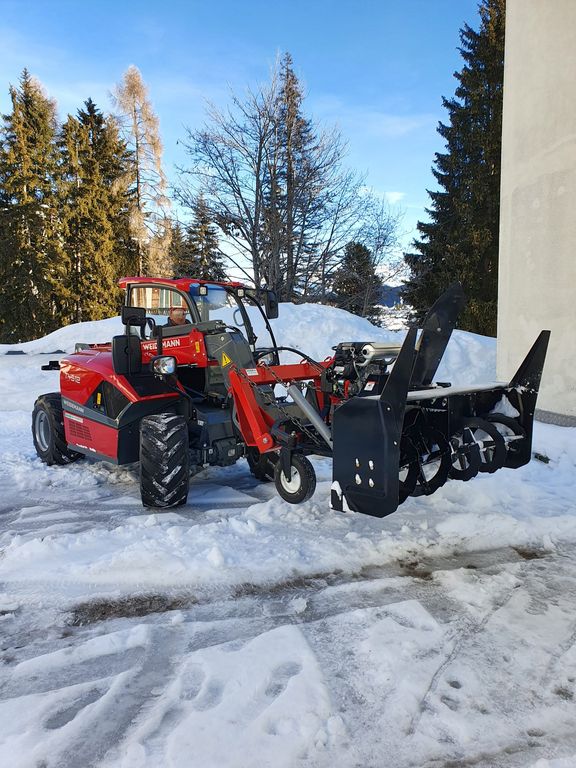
280 466 301 494
35 410 51 452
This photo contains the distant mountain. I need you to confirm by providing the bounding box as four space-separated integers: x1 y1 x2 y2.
379 284 402 307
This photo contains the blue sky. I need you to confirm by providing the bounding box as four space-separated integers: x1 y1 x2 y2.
0 0 480 250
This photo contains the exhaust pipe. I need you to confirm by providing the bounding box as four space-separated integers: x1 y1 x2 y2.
287 383 333 449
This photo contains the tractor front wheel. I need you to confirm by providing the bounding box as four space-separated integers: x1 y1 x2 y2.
32 393 82 466
274 454 316 504
140 414 189 508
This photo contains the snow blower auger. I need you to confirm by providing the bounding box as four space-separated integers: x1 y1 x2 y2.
32 277 549 519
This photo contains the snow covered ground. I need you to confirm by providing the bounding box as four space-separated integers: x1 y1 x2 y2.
1 304 575 768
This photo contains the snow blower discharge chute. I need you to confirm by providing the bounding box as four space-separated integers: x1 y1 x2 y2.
32 278 550 518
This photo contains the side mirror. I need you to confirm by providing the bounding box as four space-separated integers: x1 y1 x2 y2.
263 290 279 320
121 305 146 327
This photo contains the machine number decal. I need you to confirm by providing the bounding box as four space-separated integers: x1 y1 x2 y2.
221 352 232 366
245 369 258 376
64 412 84 423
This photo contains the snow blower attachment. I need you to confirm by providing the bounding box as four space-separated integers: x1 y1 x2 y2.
32 277 550 518
330 286 550 517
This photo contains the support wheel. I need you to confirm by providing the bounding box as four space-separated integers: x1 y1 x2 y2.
140 414 189 508
463 417 506 474
246 448 277 482
32 393 82 465
274 454 316 504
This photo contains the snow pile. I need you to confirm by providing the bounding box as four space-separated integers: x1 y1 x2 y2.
1 302 576 768
0 299 498 384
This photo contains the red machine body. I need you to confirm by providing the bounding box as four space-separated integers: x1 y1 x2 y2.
33 278 550 517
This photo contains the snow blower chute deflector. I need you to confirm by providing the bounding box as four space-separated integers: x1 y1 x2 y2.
32 277 550 518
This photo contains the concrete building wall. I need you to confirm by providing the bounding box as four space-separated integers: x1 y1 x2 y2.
498 0 576 419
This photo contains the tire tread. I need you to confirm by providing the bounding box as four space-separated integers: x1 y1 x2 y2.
140 414 189 508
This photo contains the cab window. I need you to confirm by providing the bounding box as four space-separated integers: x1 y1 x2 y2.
128 286 194 327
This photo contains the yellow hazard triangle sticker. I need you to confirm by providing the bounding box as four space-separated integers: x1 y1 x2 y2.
221 352 232 366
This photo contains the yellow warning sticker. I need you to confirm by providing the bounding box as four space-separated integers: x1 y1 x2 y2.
221 352 232 366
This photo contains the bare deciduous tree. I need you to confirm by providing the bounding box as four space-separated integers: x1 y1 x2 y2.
177 55 402 300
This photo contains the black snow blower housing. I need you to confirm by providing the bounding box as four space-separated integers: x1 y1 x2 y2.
330 284 550 517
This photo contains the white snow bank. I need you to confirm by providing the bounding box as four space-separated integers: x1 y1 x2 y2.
0 418 574 594
0 300 497 384
0 316 124 355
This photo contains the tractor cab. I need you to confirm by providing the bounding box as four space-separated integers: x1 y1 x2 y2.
114 277 279 401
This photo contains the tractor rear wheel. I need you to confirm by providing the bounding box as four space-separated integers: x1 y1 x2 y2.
32 393 82 466
140 414 189 508
274 454 316 504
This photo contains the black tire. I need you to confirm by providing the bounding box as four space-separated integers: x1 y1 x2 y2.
486 413 526 461
274 454 316 504
32 393 82 466
246 448 277 482
140 414 189 508
463 417 506 474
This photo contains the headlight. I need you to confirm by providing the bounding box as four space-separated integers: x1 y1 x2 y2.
152 356 176 375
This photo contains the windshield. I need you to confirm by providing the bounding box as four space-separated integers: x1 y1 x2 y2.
189 283 252 339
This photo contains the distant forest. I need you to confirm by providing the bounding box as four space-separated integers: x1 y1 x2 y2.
0 56 401 342
0 0 504 342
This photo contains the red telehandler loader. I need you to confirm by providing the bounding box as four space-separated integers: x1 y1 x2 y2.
32 277 549 518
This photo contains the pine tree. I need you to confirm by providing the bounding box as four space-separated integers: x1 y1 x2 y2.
113 65 171 276
58 100 130 323
403 0 505 336
332 241 383 325
168 220 187 275
0 70 65 342
77 99 136 279
173 197 226 280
